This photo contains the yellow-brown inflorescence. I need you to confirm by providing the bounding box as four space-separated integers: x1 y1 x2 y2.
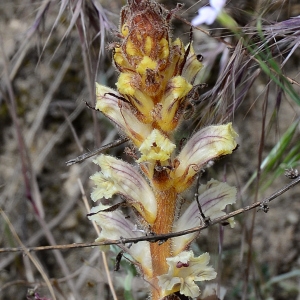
90 0 238 299
115 0 199 132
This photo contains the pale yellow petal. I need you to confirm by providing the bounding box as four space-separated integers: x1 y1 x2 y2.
95 83 152 146
172 123 238 193
158 251 216 298
91 155 157 224
137 129 176 163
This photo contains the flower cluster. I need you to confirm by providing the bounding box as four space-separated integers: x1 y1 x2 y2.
89 1 238 299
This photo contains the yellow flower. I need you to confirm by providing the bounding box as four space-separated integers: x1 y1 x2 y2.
137 129 176 163
88 204 153 277
95 83 152 146
157 76 193 132
90 172 118 201
116 73 155 123
91 155 157 224
157 250 217 298
181 44 203 84
172 179 237 254
172 123 238 193
112 0 204 132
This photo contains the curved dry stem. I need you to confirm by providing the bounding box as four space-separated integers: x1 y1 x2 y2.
1 174 299 254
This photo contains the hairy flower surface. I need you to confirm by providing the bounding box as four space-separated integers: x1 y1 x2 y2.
95 83 152 146
94 0 204 140
158 251 217 298
181 45 203 84
88 204 153 277
91 154 157 223
172 123 238 193
172 180 237 254
197 179 237 219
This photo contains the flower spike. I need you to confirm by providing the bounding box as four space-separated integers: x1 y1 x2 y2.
89 1 238 299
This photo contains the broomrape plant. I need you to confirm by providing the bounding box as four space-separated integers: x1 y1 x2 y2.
88 0 238 299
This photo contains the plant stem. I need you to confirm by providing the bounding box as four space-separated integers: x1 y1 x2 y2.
150 187 177 299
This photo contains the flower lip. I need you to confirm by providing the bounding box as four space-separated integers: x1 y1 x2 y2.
157 250 217 298
137 129 176 163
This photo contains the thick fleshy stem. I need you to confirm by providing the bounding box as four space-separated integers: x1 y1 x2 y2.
150 187 177 299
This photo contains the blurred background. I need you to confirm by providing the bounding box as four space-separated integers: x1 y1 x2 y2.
1 0 300 299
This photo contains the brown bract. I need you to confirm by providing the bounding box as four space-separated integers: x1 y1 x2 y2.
120 0 170 69
114 0 186 103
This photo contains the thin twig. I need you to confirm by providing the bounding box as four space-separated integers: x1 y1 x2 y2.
174 14 235 49
1 175 299 254
65 137 129 166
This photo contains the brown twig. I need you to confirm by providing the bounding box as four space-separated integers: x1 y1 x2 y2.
1 175 299 254
174 14 235 49
65 137 129 166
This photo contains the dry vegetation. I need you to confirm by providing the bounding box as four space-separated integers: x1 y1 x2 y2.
1 0 300 299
